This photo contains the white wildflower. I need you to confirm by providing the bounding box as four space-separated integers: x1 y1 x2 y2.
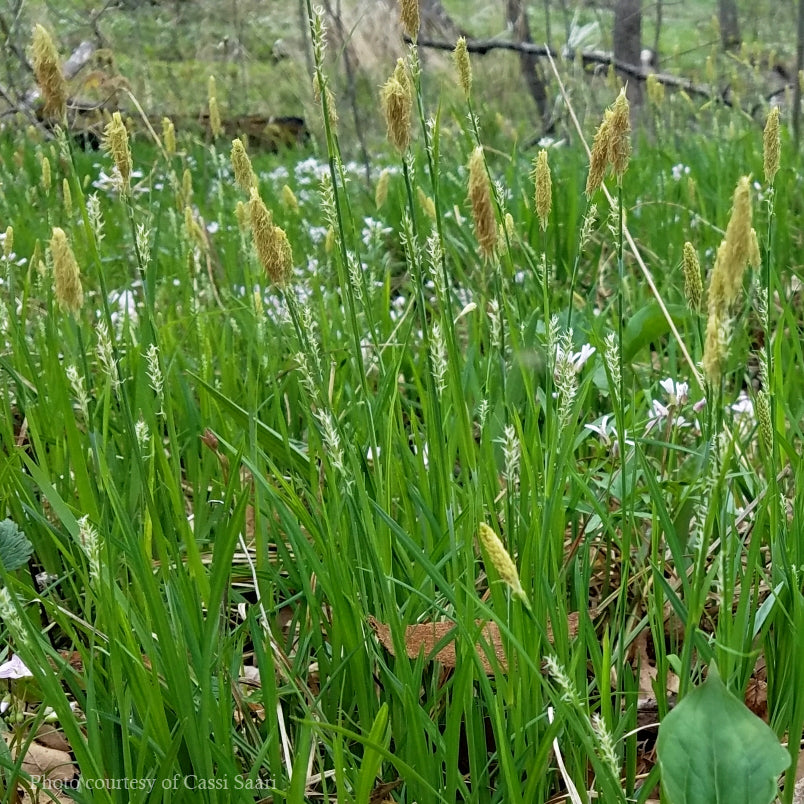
659 377 690 406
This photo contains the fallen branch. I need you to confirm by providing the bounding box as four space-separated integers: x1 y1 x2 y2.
412 35 732 106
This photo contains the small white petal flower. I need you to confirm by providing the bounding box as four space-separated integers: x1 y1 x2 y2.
585 414 614 446
0 655 32 679
659 377 690 406
731 392 754 416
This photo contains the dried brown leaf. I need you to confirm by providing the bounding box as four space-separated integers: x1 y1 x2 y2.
4 734 76 799
34 724 71 754
368 613 579 676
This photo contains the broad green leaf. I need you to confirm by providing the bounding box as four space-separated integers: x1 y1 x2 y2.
0 519 34 572
623 302 688 363
657 666 789 804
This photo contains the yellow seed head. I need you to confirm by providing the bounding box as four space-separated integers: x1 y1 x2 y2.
31 25 66 120
3 226 13 259
234 200 249 232
763 106 780 185
748 228 761 270
646 73 665 106
504 212 515 238
281 184 299 212
162 116 176 156
532 149 552 230
248 188 293 287
702 307 728 385
756 390 773 454
208 76 222 140
682 241 703 313
325 226 336 254
184 206 205 249
181 168 193 206
417 186 436 220
454 37 472 97
31 240 43 274
707 176 753 310
230 138 255 193
477 523 530 607
102 111 132 196
62 177 72 218
399 0 420 40
468 147 496 260
375 169 390 209
608 88 631 181
41 156 51 193
50 227 83 314
268 226 293 287
381 59 413 153
585 110 611 197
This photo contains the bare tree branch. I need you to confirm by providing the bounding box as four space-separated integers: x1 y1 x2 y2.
411 35 736 106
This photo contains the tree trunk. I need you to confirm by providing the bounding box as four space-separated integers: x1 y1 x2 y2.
652 0 662 71
794 0 804 149
418 0 467 40
503 0 550 129
718 0 741 51
613 0 642 102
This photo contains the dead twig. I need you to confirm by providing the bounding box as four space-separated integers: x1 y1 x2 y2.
412 35 733 106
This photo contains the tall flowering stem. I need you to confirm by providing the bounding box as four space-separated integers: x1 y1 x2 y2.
402 34 477 500
304 1 382 498
761 108 779 463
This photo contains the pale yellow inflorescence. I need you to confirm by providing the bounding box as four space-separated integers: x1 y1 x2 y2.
162 117 176 156
702 176 754 384
248 188 293 287
454 37 472 98
375 169 391 209
399 0 420 40
682 241 703 313
646 73 665 106
3 226 13 260
281 184 299 212
477 523 530 607
763 106 780 185
468 147 496 260
41 156 51 193
756 390 773 454
51 227 83 314
62 178 72 218
607 88 631 181
585 88 631 195
532 149 552 231
102 112 133 197
417 187 436 221
380 60 413 154
585 112 611 197
31 25 67 119
230 138 256 193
